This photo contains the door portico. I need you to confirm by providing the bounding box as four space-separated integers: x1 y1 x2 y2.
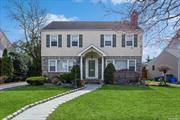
78 45 106 80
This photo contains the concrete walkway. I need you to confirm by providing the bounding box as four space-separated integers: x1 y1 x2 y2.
12 84 101 120
0 82 28 90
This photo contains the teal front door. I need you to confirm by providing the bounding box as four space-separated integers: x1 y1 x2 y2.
88 60 95 77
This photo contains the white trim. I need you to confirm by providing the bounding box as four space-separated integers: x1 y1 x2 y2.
127 59 129 69
50 35 58 47
105 59 137 71
104 34 113 47
101 57 104 80
85 58 98 79
126 34 134 47
48 59 57 72
70 34 79 47
80 57 83 80
48 59 75 73
78 44 106 56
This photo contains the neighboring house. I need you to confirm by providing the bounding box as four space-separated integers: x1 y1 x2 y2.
0 29 11 58
146 29 180 82
41 11 143 81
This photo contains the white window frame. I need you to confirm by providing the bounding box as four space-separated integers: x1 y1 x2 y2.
106 59 136 71
48 59 57 72
126 34 134 47
104 35 113 47
50 35 58 47
114 59 128 70
128 59 136 71
71 34 79 47
48 59 75 72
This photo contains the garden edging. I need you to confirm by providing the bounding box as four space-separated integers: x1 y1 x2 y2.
3 86 86 120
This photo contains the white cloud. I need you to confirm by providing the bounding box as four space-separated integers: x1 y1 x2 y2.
46 13 79 23
143 46 163 62
110 0 132 4
91 0 132 4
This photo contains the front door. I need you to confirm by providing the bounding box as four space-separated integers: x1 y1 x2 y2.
88 60 95 77
86 58 98 79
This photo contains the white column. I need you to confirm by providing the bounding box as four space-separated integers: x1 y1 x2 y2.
80 56 83 80
101 57 104 80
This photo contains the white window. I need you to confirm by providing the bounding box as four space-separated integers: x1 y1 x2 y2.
126 34 134 47
115 60 127 70
71 35 79 47
50 35 58 47
49 59 74 72
104 35 112 46
49 60 56 72
57 60 68 72
68 60 74 72
129 60 136 71
106 59 114 66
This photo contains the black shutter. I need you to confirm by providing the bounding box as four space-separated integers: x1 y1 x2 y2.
100 34 104 47
134 34 138 47
79 34 83 47
113 34 116 47
58 35 62 47
46 35 50 47
122 34 125 47
67 34 71 47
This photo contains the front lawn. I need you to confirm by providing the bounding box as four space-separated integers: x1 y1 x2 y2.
0 85 70 119
48 85 180 120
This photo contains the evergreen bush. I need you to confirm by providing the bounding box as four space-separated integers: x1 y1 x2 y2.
104 63 116 84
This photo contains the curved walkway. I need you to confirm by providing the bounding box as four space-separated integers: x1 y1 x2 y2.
0 82 27 91
11 84 101 120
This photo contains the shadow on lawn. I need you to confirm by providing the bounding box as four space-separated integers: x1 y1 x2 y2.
99 85 154 91
5 85 69 91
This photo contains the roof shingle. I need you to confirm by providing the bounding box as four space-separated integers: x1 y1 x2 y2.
42 21 142 30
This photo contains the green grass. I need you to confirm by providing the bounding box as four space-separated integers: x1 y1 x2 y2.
0 85 70 119
48 85 180 120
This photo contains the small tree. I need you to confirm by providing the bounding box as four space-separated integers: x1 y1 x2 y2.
71 65 81 88
1 49 13 78
158 65 171 86
104 63 116 84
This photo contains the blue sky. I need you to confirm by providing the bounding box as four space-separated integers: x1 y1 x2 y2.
0 0 177 61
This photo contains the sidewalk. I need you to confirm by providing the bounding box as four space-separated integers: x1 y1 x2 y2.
11 84 101 120
0 82 28 90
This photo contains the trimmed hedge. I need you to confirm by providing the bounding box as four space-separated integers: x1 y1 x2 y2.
26 76 47 85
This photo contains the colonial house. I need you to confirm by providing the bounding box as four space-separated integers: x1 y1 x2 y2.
41 11 143 82
0 29 11 58
146 29 180 83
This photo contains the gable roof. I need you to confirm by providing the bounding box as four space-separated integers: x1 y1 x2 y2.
78 44 106 56
42 21 142 30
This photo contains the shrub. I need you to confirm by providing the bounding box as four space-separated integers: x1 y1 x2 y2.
71 65 80 79
60 73 73 83
26 76 47 85
104 63 116 84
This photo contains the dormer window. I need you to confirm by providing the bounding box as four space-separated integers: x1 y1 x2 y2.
126 34 134 47
51 35 58 47
104 35 112 46
71 35 79 47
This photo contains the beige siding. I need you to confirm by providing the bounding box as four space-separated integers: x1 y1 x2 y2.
41 30 142 57
146 50 179 81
